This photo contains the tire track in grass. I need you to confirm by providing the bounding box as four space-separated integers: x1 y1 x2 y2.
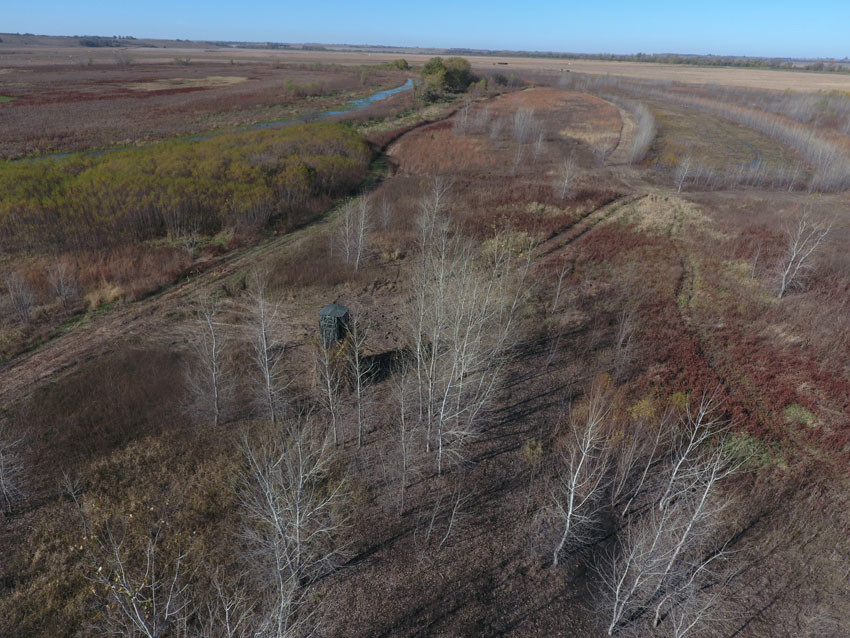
535 194 647 261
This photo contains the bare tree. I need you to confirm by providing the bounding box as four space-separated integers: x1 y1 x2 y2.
612 410 669 518
675 156 692 193
48 260 78 310
555 156 578 201
658 392 727 512
548 378 613 567
346 313 376 448
240 415 350 637
629 102 656 164
4 271 34 324
550 259 572 314
186 296 231 427
88 523 190 638
246 272 287 424
513 108 536 144
315 336 344 446
408 208 530 473
0 423 24 514
198 571 255 638
60 470 89 537
667 583 726 638
532 130 546 164
379 197 392 231
776 210 831 298
596 393 740 637
597 507 676 636
649 446 738 628
337 197 371 271
392 362 422 515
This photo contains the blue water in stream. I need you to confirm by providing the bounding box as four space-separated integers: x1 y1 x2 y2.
25 78 416 160
253 77 415 129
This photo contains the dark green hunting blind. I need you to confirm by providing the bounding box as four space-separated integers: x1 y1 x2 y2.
319 303 350 347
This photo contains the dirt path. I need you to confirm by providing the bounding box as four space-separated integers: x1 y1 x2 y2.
535 194 647 262
0 219 332 406
606 102 639 165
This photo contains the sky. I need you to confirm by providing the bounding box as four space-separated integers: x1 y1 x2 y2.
5 1 850 59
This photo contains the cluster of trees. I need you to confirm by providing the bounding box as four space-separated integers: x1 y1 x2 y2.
419 56 474 101
538 380 742 636
60 178 529 635
0 122 371 252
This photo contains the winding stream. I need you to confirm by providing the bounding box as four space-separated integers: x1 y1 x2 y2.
22 78 416 160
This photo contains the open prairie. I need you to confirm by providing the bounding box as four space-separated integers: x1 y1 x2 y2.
0 43 849 638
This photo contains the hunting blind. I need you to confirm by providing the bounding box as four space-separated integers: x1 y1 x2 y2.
319 303 350 347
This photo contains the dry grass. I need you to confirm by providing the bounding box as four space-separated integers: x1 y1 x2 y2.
124 75 248 91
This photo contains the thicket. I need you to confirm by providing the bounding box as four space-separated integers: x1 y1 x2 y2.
0 122 371 252
420 57 474 101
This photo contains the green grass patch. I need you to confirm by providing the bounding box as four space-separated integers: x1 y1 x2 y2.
0 96 16 103
784 403 815 426
725 432 785 468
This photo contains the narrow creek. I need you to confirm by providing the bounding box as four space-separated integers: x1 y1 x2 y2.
21 78 416 161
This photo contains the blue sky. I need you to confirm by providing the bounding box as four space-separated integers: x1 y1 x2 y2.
5 1 850 59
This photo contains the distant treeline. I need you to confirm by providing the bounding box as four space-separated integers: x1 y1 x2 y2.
443 48 850 73
0 123 371 251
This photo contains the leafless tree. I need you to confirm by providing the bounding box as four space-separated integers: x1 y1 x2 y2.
611 411 669 518
60 470 89 537
776 210 831 298
649 447 738 628
186 296 232 427
675 156 692 193
379 197 392 231
555 156 578 200
629 102 656 163
240 415 350 637
513 108 536 144
658 392 727 512
550 259 572 314
408 204 530 473
338 197 371 271
0 423 24 514
751 242 762 279
532 130 546 164
453 99 471 134
392 362 422 516
597 507 675 635
88 523 190 638
596 393 739 636
3 271 34 324
48 260 78 310
346 313 376 448
667 582 726 638
245 272 287 423
489 116 504 141
548 379 613 567
198 571 255 638
315 336 344 446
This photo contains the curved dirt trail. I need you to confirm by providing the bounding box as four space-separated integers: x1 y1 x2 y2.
606 102 639 165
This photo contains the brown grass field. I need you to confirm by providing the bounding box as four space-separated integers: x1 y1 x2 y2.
0 50 410 157
1 42 849 637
